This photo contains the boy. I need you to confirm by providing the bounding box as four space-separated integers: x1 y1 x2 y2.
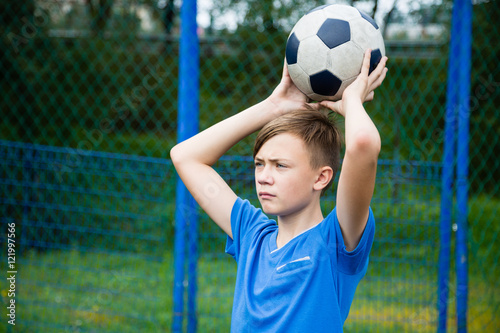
171 50 388 332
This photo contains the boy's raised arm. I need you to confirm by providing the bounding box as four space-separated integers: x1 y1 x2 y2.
170 64 319 239
321 50 388 251
170 100 277 238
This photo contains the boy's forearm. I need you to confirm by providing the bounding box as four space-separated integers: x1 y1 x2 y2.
171 98 279 166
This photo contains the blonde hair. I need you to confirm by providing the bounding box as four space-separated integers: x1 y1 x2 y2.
253 110 341 193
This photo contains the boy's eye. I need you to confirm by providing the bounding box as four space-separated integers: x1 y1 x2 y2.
277 163 286 168
255 162 263 167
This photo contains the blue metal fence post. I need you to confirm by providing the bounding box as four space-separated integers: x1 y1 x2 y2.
173 0 200 332
439 1 472 331
438 0 460 330
456 0 472 331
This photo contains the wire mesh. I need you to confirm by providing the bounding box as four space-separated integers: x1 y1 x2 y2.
0 0 498 332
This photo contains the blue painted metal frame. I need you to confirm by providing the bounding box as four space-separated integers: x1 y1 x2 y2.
438 2 458 329
173 0 200 332
438 0 471 331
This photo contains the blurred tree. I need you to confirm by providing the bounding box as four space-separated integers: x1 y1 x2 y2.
407 0 452 28
214 0 324 33
381 0 400 39
215 0 402 40
349 0 401 38
0 0 39 142
162 0 176 35
87 0 114 36
153 0 177 52
0 0 34 29
1 0 35 52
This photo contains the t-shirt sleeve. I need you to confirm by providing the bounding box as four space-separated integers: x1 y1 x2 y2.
225 197 273 262
322 207 376 275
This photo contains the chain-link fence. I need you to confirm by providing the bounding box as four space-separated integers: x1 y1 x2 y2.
0 0 498 332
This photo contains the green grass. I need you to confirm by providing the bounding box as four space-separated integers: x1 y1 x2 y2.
1 243 498 332
0 196 498 333
1 249 174 332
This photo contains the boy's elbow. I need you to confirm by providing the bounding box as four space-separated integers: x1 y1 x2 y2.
347 131 381 159
170 144 184 167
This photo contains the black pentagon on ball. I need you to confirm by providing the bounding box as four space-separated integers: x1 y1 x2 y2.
369 49 382 74
310 70 342 97
285 32 300 65
317 19 351 49
358 9 379 29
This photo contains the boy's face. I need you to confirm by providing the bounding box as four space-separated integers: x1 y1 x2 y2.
254 133 321 217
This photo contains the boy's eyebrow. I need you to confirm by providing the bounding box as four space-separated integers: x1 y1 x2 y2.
254 156 292 163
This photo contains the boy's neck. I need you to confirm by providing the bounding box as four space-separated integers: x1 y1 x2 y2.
276 201 324 249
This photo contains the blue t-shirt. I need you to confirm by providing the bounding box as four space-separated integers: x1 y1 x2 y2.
225 198 375 332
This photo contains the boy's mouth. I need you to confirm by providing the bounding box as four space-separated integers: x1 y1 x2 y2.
258 192 276 199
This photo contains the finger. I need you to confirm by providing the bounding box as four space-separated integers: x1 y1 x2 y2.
359 49 372 77
320 100 336 109
369 66 388 91
282 59 290 79
305 102 323 111
368 56 388 84
320 100 344 116
365 91 374 102
375 56 388 75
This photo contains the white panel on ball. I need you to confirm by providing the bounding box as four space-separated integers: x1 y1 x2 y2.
325 41 364 80
297 36 331 75
350 17 385 55
334 76 357 100
307 92 326 102
322 4 360 21
287 64 313 95
375 33 386 55
290 11 326 40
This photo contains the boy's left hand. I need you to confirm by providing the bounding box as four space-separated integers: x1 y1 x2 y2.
321 50 388 117
267 61 322 116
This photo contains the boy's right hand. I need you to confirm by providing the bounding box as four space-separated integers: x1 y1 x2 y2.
320 50 388 117
267 61 322 116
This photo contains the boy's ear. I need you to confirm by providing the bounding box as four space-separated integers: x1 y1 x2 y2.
313 166 334 191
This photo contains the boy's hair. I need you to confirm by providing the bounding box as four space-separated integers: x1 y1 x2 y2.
253 110 342 194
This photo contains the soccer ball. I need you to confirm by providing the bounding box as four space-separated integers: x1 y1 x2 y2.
285 4 385 101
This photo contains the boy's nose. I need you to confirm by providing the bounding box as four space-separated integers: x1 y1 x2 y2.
257 167 274 185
